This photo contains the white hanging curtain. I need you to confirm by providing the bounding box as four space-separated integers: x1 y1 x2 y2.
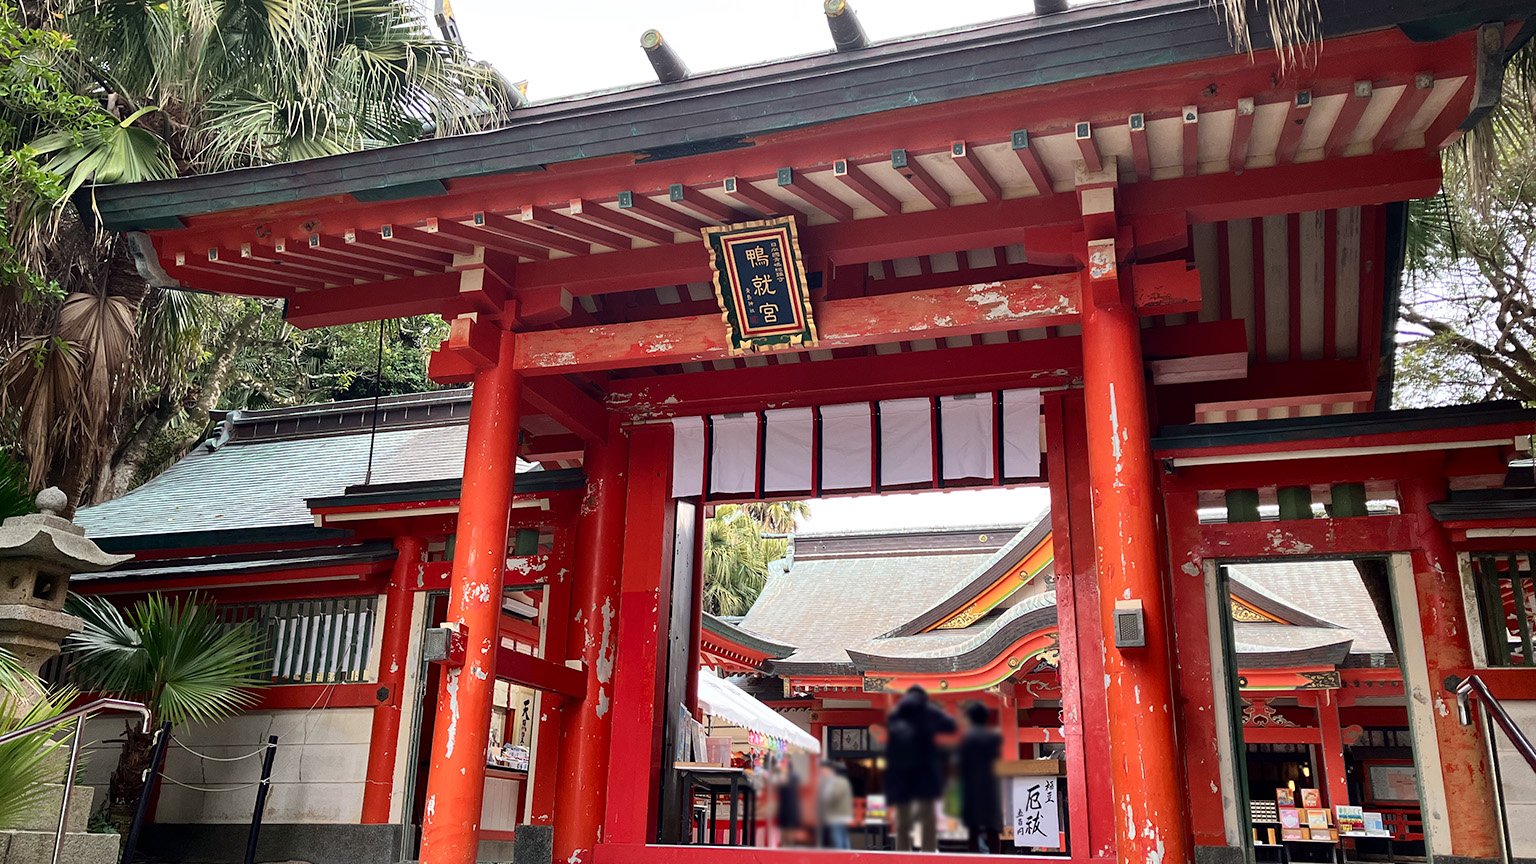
669 388 1043 499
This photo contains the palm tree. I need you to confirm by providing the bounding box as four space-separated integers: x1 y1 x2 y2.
2 0 511 509
702 502 809 616
64 593 268 830
0 676 78 831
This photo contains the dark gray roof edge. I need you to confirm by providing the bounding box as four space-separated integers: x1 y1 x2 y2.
853 601 1058 673
92 525 356 555
305 466 586 509
76 542 397 583
215 388 470 425
1429 493 1536 522
885 514 1052 637
1236 638 1354 670
1153 402 1536 452
87 0 1527 230
767 659 861 677
1226 570 1341 630
702 613 797 660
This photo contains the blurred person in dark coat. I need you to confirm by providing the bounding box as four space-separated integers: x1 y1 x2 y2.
958 701 1004 853
884 685 956 852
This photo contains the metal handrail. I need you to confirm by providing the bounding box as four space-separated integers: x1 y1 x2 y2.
0 697 151 864
1453 675 1536 864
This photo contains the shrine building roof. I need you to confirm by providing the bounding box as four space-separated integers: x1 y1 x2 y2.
72 389 565 553
88 0 1530 232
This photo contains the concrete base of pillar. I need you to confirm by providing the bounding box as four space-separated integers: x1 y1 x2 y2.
1194 844 1245 864
138 822 402 864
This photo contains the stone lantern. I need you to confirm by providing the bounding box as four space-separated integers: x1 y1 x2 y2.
0 487 130 714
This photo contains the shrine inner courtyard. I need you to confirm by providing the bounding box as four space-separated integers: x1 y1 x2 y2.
70 1 1536 863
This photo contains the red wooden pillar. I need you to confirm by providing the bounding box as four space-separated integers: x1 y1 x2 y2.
1400 472 1500 858
1080 242 1194 864
419 328 521 864
1316 694 1351 811
601 423 677 846
362 534 427 824
1045 389 1117 860
553 422 630 864
998 689 1021 762
528 526 577 825
1164 488 1229 847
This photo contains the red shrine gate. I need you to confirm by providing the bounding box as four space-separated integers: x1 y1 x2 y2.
89 2 1536 863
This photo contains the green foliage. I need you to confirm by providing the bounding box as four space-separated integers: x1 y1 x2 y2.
0 685 78 830
0 448 31 518
1397 39 1536 407
65 593 267 727
702 502 809 617
229 313 448 408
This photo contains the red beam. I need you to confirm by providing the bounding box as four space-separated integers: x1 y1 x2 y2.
1325 82 1373 159
1010 130 1057 195
381 223 474 256
776 167 854 222
569 198 676 245
267 239 398 282
239 242 357 282
478 211 591 256
251 683 382 711
344 228 453 268
1275 91 1313 163
668 184 742 224
307 233 427 276
497 645 586 701
1195 516 1415 559
520 204 631 251
166 262 293 299
428 216 546 259
517 274 1081 375
1075 121 1103 173
608 336 1082 418
286 271 503 329
1181 106 1199 176
1373 73 1434 152
618 191 706 234
524 375 609 443
204 247 328 288
890 148 948 209
721 176 788 218
833 160 901 215
950 141 1001 202
1129 114 1151 179
1230 98 1255 172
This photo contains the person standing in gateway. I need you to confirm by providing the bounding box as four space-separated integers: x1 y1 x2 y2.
884 685 957 852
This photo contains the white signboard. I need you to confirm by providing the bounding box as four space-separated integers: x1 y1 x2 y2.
1011 776 1062 849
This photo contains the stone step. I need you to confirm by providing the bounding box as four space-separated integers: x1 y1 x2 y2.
0 829 119 864
7 784 94 833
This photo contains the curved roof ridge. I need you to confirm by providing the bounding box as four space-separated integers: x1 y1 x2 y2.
880 510 1052 637
1226 565 1341 630
850 590 1057 673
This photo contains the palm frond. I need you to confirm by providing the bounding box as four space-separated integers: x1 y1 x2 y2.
66 593 267 726
1209 0 1322 71
0 686 79 830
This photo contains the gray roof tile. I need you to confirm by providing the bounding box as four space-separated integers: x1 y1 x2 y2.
77 424 468 539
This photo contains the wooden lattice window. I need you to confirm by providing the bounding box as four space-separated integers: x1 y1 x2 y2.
219 596 378 684
1470 553 1536 667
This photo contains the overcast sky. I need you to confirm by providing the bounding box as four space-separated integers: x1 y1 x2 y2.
448 0 1037 102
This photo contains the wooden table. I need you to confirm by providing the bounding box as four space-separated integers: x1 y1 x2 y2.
676 764 756 847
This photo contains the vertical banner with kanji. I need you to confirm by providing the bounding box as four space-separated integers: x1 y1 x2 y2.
702 216 818 355
1011 775 1062 849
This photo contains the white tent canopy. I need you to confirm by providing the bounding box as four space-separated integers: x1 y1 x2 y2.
696 670 821 754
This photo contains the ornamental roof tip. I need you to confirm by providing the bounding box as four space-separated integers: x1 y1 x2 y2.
0 489 133 572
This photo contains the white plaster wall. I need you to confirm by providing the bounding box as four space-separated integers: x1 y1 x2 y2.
1493 700 1536 857
132 708 374 824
